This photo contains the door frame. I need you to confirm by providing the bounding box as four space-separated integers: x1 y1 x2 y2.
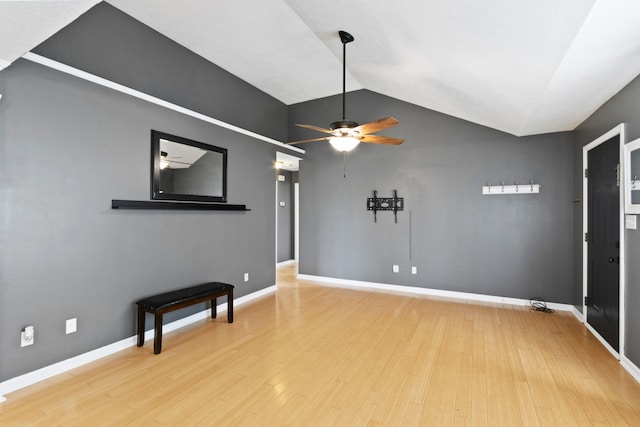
582 123 626 358
274 151 303 268
294 182 299 267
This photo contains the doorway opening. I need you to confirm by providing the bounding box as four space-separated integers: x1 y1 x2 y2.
275 151 302 270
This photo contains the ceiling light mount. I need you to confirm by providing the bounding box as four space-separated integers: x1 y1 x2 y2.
338 30 354 45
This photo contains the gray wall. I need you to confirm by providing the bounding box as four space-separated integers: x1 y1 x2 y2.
573 72 640 367
32 2 286 142
0 4 295 381
291 90 574 302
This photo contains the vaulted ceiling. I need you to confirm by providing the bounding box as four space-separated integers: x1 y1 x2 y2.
3 0 640 136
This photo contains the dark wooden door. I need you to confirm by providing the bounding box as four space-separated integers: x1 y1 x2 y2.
587 136 620 351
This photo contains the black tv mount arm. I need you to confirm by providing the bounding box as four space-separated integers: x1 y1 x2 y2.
367 189 404 223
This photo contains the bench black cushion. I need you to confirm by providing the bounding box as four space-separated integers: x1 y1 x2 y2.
137 283 233 311
136 282 234 354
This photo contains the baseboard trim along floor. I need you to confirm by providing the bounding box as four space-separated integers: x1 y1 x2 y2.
0 285 277 400
297 274 576 312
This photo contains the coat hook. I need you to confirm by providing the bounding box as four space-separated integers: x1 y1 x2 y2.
515 180 519 192
501 181 505 192
529 180 534 192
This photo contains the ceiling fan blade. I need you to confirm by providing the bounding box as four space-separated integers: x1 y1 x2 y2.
295 123 334 135
287 136 332 145
360 135 404 145
352 117 399 135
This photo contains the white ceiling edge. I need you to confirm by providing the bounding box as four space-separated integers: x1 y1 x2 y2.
282 0 601 137
516 0 640 136
106 0 363 105
0 0 100 72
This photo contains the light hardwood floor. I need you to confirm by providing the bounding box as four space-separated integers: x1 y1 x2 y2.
1 265 639 425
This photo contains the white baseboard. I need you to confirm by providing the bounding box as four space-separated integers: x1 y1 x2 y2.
585 322 620 359
297 274 575 312
570 305 584 322
276 259 296 267
621 356 640 383
0 285 277 401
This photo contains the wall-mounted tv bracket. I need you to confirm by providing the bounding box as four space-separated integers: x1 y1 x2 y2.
367 190 404 223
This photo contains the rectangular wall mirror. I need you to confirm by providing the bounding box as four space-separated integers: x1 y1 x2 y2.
151 130 227 203
624 137 640 214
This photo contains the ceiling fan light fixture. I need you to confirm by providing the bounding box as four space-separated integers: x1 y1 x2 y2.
329 136 360 152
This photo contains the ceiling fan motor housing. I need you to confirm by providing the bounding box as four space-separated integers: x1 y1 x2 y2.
330 120 358 131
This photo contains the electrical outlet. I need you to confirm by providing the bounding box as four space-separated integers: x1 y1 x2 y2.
66 318 77 334
392 265 399 273
412 266 417 275
21 326 34 347
244 273 249 282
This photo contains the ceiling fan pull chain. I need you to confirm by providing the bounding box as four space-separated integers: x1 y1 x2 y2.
343 152 346 178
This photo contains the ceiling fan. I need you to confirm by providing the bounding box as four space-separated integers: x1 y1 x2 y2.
287 30 404 152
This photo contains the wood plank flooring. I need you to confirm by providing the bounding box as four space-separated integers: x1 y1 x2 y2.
1 264 639 425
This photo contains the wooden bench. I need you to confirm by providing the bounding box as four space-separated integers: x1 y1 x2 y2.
136 282 234 354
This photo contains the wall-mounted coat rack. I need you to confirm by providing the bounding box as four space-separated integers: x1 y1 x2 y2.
482 180 540 195
367 190 404 223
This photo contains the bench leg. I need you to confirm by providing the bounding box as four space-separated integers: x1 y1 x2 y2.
154 313 163 354
211 298 217 319
227 288 234 323
137 306 145 347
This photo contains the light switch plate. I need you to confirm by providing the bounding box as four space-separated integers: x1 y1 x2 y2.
66 318 77 334
626 215 637 230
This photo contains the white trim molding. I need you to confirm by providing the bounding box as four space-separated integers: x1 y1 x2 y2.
570 305 584 323
621 356 640 384
297 274 575 312
0 285 277 401
21 52 304 155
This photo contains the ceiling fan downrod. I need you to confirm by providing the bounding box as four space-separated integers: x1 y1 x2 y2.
339 30 354 122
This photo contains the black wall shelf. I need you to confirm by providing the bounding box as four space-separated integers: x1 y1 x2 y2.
111 200 249 211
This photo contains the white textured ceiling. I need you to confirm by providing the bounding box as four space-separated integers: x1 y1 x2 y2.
3 0 640 136
0 0 100 69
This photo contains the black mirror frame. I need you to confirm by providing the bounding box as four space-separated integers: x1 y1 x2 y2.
151 130 228 203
